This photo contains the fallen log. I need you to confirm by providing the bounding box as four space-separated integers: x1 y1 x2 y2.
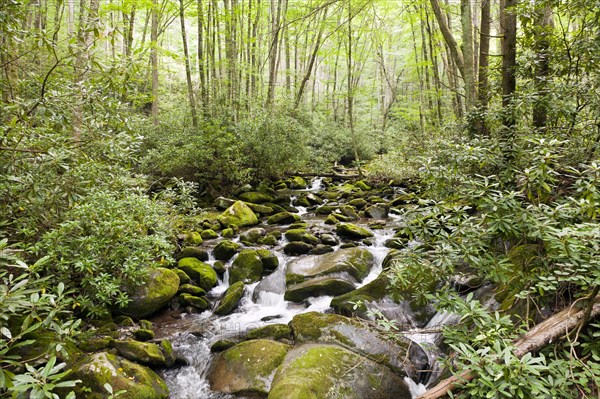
288 172 360 180
417 295 600 399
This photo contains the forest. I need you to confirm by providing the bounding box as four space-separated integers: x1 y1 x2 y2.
1 0 599 398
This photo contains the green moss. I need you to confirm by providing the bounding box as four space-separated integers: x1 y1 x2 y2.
336 223 374 239
229 249 264 284
160 340 176 367
246 324 292 341
284 277 355 302
285 228 307 242
177 257 217 291
287 248 374 281
113 340 166 367
258 234 278 246
214 281 245 315
246 202 275 215
348 198 368 209
175 246 209 261
69 352 169 399
179 293 209 310
331 274 389 316
133 329 155 341
355 180 372 191
211 339 238 352
213 261 226 275
324 214 339 225
213 239 241 261
289 176 308 189
174 269 192 285
257 249 279 270
316 205 337 215
208 339 290 395
221 228 235 238
121 267 180 318
185 231 203 245
267 212 301 225
339 205 360 220
283 241 313 255
217 201 259 228
77 337 113 352
201 229 219 239
239 191 274 204
178 283 206 296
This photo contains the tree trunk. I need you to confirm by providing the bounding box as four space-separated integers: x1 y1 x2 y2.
198 0 207 105
180 0 198 127
475 0 491 134
151 0 159 125
266 0 283 106
429 0 466 87
418 296 600 399
347 0 362 178
500 0 518 163
532 5 553 132
460 0 476 109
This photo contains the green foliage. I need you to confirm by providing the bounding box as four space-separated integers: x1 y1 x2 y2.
37 188 175 317
0 240 81 398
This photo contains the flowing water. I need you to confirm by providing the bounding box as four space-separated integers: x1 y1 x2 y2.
157 178 455 399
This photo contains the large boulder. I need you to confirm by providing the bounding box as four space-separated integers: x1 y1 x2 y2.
214 281 245 315
208 339 290 396
229 250 264 284
336 223 374 239
239 191 274 204
68 352 169 399
121 268 179 318
113 340 167 367
175 246 209 261
267 212 301 225
240 227 267 243
177 258 217 291
287 248 374 282
268 344 411 399
218 201 259 228
288 176 308 189
289 312 428 380
213 240 241 261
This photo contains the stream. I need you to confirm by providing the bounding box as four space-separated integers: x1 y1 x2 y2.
154 177 454 399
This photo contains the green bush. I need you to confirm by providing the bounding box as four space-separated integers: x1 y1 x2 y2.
37 189 176 317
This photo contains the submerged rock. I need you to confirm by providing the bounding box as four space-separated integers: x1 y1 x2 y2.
68 352 169 399
121 268 179 318
208 339 290 396
268 344 411 399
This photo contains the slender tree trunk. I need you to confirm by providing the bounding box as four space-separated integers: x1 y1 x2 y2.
425 10 443 124
460 0 476 109
180 0 198 127
266 0 283 106
151 0 159 125
250 0 261 99
198 0 206 105
347 0 362 178
500 0 518 163
475 0 491 134
533 5 553 132
410 14 426 132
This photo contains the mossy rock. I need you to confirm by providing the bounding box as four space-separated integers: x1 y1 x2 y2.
208 339 290 396
284 228 306 242
283 241 313 256
289 176 308 189
214 196 236 210
160 340 176 367
259 234 278 246
113 340 166 367
309 245 334 255
69 352 169 399
284 277 355 302
175 247 209 262
355 180 372 191
339 205 360 221
289 222 308 230
214 281 245 315
336 223 374 239
305 193 324 205
221 228 235 238
177 257 217 291
178 284 206 296
213 261 226 275
114 316 135 327
382 249 402 270
330 274 390 317
319 233 338 246
185 231 203 245
218 201 259 228
213 240 241 261
239 191 274 204
211 339 238 353
240 227 267 243
287 248 374 282
201 229 219 240
365 203 390 219
246 324 292 341
268 344 410 399
274 181 288 190
324 214 339 225
77 337 113 352
229 250 264 284
390 193 417 206
289 312 428 379
336 183 360 195
179 293 210 310
121 267 179 318
348 198 368 209
133 329 155 341
316 205 337 215
173 269 192 285
293 195 311 207
267 212 301 225
257 249 279 270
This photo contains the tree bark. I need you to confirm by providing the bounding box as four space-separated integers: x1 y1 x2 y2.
418 296 600 399
150 0 159 125
460 0 476 109
266 0 283 106
180 0 198 127
475 0 491 135
532 5 553 132
429 0 466 86
500 0 518 163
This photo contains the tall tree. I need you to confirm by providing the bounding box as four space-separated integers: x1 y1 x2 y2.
532 5 553 131
266 0 284 106
500 0 518 163
180 0 198 127
151 0 159 125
